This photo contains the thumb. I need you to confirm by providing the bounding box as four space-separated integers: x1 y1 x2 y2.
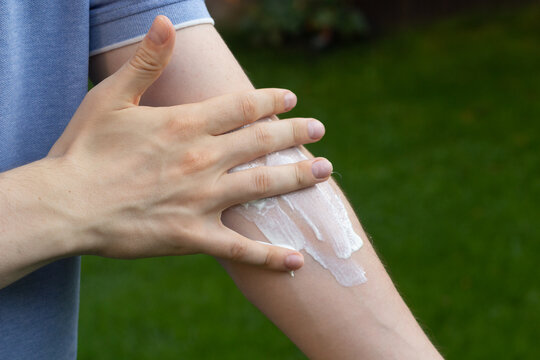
110 15 175 105
202 226 305 272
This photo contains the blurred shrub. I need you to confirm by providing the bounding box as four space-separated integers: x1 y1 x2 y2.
220 0 368 47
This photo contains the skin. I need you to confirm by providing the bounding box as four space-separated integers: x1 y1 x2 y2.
0 16 333 288
90 18 444 359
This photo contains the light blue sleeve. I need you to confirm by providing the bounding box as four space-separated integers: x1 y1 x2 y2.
89 0 214 56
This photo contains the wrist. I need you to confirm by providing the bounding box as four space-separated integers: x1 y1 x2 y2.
0 156 94 285
38 155 99 256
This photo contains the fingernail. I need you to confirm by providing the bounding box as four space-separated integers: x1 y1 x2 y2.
147 16 170 45
312 159 333 179
307 119 325 139
284 92 297 111
285 253 303 270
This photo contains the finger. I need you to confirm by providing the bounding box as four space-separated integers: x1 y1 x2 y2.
105 15 176 105
190 88 298 135
219 118 325 169
201 225 304 271
216 158 333 209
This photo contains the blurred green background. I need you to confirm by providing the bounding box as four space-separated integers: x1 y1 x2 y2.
78 2 540 359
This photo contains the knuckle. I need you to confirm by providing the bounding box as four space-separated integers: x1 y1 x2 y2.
272 91 281 112
229 239 248 261
294 162 305 185
263 249 274 267
252 168 272 196
291 120 303 143
180 148 217 174
239 93 258 123
162 109 198 137
129 46 163 73
253 125 274 148
163 116 185 136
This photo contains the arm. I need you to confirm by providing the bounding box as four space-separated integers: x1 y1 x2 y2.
90 23 442 359
0 159 90 287
0 18 327 288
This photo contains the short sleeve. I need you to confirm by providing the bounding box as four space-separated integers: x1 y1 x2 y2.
89 0 214 56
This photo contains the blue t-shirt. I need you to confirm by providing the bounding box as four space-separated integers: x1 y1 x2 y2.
0 1 213 358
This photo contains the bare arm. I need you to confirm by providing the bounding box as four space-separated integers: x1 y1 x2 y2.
90 24 442 359
1 18 327 289
0 159 90 287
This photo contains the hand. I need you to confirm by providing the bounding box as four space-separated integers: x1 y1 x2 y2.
48 16 332 271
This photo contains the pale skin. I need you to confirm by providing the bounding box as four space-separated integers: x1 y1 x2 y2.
0 14 443 358
0 17 332 287
90 18 443 359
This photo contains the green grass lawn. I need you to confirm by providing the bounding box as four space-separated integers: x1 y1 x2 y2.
78 4 540 359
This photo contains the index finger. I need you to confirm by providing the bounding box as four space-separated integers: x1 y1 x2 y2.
188 88 298 135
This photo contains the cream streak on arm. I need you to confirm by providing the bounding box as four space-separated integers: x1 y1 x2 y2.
89 23 443 359
232 144 367 286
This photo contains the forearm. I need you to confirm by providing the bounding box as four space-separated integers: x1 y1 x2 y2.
0 158 89 288
222 187 437 358
90 24 441 358
3 16 319 291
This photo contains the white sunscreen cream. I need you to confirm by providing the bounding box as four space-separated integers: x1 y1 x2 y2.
231 146 367 286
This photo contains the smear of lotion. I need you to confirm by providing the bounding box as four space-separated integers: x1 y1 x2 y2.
231 147 367 286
